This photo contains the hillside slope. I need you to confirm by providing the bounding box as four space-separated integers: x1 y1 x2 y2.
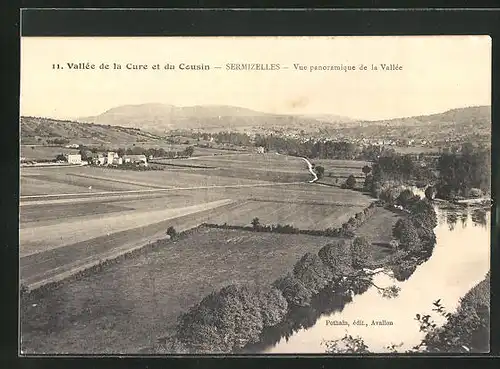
21 116 162 144
328 106 491 141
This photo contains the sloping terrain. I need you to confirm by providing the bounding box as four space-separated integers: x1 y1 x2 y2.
20 116 162 144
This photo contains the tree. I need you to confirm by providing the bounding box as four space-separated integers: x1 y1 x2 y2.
117 148 126 157
350 237 372 269
184 146 195 157
393 218 420 252
315 165 325 180
345 175 357 189
292 253 333 294
362 165 372 176
55 154 66 161
273 274 313 307
167 226 178 240
318 240 354 276
363 174 373 192
425 186 436 200
251 217 261 229
175 284 268 352
396 189 419 207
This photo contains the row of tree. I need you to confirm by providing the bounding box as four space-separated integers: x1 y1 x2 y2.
171 235 376 353
363 142 490 201
436 143 490 198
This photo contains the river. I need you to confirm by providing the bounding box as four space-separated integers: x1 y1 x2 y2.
257 202 490 354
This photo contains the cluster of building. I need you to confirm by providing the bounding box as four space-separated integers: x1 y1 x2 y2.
63 152 148 166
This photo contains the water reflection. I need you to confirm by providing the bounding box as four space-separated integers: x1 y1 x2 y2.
251 204 490 354
460 212 468 229
446 213 458 231
471 208 488 228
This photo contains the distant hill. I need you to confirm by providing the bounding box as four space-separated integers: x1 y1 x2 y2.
78 103 354 133
20 116 162 144
328 105 491 141
357 106 491 128
28 104 491 145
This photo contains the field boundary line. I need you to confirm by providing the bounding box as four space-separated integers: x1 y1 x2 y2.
67 172 170 190
21 201 244 293
20 181 304 200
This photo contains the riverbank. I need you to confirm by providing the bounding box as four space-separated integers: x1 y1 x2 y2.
260 204 490 354
419 271 490 353
156 195 438 353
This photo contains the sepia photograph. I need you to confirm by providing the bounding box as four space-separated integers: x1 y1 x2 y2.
19 36 491 355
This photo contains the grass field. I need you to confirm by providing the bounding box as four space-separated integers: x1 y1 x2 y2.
20 199 234 257
21 146 80 161
20 227 338 354
207 200 365 230
20 152 380 354
20 165 272 196
20 176 93 196
355 207 403 263
155 154 371 183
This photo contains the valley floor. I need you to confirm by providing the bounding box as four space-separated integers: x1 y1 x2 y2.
19 155 394 354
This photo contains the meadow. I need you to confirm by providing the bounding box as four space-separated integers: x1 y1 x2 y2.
20 152 381 354
20 227 338 354
207 200 365 230
21 145 79 161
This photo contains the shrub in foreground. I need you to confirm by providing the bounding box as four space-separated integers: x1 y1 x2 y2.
175 284 288 352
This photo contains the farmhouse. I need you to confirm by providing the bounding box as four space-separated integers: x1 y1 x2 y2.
123 154 148 166
90 153 106 165
65 154 82 165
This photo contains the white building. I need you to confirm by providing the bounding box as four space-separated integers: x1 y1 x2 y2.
112 157 123 165
123 154 148 166
66 154 82 165
107 152 118 165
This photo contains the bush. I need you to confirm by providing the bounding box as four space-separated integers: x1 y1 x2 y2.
389 240 400 250
345 175 357 189
167 226 178 239
469 188 483 198
315 165 325 180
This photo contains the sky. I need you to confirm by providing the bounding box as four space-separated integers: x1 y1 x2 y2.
20 36 491 121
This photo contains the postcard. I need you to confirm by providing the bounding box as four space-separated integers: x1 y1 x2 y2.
19 35 491 355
